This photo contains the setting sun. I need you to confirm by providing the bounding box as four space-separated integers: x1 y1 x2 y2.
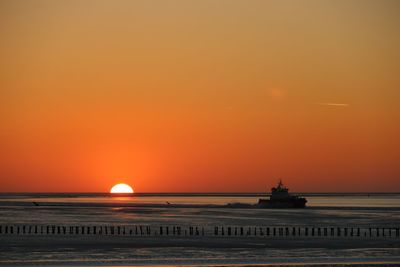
110 183 134 194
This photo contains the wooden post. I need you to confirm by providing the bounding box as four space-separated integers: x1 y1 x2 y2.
147 226 151 235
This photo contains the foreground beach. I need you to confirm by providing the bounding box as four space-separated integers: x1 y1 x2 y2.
1 225 399 266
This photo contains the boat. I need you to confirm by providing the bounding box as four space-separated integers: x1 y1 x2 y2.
257 180 307 208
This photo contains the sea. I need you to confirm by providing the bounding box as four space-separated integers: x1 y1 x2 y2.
0 193 399 266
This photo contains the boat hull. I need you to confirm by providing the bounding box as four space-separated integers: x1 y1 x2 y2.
257 198 307 208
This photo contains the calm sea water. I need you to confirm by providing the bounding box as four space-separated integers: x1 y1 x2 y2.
1 192 400 206
0 193 399 266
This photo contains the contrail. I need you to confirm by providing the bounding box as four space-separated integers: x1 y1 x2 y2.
316 102 349 107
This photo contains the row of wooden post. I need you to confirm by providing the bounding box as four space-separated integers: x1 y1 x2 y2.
213 226 400 238
0 225 399 238
0 225 202 237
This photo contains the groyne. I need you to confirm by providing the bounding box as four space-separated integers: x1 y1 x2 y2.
0 224 399 238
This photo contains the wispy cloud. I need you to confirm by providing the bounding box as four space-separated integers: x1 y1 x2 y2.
316 102 350 107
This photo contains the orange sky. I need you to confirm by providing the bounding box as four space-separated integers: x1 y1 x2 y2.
0 0 399 192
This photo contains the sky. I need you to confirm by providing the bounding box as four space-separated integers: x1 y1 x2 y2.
0 0 399 192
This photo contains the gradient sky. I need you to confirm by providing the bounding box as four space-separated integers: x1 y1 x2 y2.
1 0 399 192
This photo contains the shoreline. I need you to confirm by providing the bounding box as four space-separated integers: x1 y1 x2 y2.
3 259 400 267
2 234 399 249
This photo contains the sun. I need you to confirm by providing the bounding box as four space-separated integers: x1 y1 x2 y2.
110 183 134 194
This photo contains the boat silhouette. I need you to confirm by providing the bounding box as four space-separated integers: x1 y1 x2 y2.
257 180 307 208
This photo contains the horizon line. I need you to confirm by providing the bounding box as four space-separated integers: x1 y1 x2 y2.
0 191 399 195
